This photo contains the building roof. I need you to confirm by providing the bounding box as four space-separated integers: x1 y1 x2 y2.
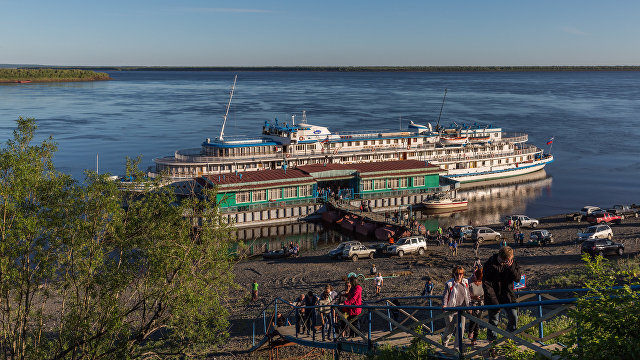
199 168 315 191
198 160 441 191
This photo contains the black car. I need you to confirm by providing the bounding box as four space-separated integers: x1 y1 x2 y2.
453 225 474 240
581 239 624 257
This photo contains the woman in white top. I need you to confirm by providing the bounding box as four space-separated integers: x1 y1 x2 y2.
441 265 471 348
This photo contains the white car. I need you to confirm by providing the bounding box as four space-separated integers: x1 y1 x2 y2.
328 241 361 258
577 225 613 242
505 215 539 228
386 236 427 257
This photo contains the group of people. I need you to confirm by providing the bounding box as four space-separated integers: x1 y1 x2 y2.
440 246 521 348
293 277 364 341
317 186 351 203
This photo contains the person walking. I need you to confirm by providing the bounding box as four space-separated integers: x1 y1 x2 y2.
422 276 434 296
467 267 484 346
251 280 259 301
482 246 521 344
318 291 333 341
374 272 384 296
473 239 480 258
303 290 318 335
441 265 471 348
343 276 363 337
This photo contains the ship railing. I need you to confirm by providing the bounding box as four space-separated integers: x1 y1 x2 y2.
501 132 528 143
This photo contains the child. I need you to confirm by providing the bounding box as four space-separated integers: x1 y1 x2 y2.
374 272 383 296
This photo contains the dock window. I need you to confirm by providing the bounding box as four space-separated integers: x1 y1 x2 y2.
299 185 313 197
399 178 408 187
236 191 250 204
413 176 425 187
388 178 399 189
374 179 386 190
284 187 297 198
361 180 372 191
268 188 282 200
252 190 266 202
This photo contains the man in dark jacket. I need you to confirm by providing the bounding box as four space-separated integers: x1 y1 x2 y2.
482 246 521 342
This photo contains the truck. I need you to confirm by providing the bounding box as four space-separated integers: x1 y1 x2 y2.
606 204 639 219
566 206 602 222
586 212 622 225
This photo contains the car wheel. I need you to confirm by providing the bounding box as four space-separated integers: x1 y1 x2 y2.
351 254 358 261
615 219 622 225
599 221 605 224
608 233 613 240
532 223 538 228
369 252 374 259
635 213 639 218
478 237 484 242
617 248 624 256
495 235 501 241
418 248 425 256
398 250 404 257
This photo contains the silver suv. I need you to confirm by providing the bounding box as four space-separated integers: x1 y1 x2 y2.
471 227 502 242
505 215 539 228
341 245 376 261
328 241 362 258
386 236 427 257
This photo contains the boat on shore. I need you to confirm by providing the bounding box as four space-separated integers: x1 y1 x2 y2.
151 78 554 187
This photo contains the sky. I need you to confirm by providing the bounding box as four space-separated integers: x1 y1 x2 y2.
1 0 639 67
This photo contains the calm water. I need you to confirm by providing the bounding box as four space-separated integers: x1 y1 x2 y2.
2 71 640 223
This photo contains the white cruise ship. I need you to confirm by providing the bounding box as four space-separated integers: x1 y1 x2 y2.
151 79 553 184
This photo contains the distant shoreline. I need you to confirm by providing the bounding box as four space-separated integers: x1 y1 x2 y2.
0 68 111 83
52 65 640 72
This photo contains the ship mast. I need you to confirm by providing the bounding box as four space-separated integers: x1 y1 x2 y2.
435 88 447 132
218 75 238 141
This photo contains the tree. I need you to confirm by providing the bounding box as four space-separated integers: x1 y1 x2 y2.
558 254 640 359
0 118 237 359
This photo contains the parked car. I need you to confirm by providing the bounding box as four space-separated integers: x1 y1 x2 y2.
341 244 376 261
581 239 624 257
386 236 427 257
328 241 362 258
576 225 613 242
528 229 553 246
453 225 474 240
606 204 639 219
471 227 501 242
504 215 539 228
586 212 622 225
567 206 603 222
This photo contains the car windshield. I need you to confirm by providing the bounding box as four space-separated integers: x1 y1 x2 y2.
584 227 597 234
398 239 410 245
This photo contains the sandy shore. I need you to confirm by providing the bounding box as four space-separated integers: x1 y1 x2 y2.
214 214 640 358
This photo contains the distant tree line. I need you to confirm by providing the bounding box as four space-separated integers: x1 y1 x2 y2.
0 68 110 81
66 65 640 72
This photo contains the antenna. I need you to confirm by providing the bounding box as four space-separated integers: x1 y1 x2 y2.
436 88 448 131
219 75 238 141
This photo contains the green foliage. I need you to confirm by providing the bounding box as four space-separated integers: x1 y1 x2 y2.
0 68 110 81
0 117 236 359
556 254 640 359
495 339 537 360
369 326 436 359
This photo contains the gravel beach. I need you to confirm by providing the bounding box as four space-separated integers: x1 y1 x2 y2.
215 214 640 359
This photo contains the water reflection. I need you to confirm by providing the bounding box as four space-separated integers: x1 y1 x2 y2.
233 170 552 256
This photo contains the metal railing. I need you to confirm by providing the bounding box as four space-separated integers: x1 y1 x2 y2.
249 285 640 359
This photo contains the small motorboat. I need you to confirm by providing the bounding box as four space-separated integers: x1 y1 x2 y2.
422 196 468 211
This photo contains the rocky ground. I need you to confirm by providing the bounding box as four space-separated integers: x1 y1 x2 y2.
211 214 640 359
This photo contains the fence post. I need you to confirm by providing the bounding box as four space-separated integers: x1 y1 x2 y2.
295 308 299 337
252 321 255 347
387 305 393 331
537 294 544 340
429 296 434 333
263 310 266 334
368 310 373 350
456 310 464 359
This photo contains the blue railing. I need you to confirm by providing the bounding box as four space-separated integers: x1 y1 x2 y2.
249 285 640 359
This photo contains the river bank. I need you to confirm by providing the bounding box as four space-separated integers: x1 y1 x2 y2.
216 213 640 358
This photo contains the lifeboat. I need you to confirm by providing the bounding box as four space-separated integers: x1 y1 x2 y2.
439 136 468 146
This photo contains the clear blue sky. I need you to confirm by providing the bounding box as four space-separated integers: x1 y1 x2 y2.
2 0 639 66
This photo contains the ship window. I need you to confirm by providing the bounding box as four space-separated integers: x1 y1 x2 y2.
394 139 399 144
355 141 360 146
252 190 267 202
236 191 250 204
268 188 282 200
348 142 352 146
386 139 390 144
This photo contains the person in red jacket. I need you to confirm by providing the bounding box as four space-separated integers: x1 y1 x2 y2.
343 276 363 337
